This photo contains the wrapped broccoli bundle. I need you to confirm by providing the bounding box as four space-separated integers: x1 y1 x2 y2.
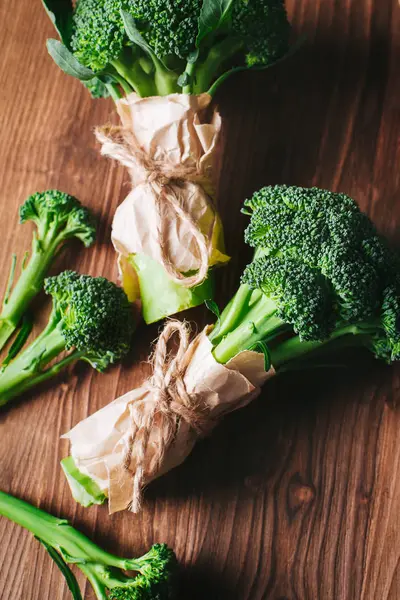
43 0 291 323
62 186 400 513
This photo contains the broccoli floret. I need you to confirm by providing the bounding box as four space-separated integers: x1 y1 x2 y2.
210 185 400 370
231 0 291 67
0 490 177 600
129 0 202 61
45 0 291 97
0 271 135 406
0 190 95 353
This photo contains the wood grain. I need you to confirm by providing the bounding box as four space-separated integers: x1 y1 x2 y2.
0 1 399 598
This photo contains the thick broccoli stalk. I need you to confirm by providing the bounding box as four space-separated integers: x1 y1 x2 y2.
209 185 400 368
45 0 291 98
0 490 177 600
0 190 96 353
0 271 135 406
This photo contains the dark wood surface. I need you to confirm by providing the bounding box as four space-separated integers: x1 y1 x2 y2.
0 1 399 598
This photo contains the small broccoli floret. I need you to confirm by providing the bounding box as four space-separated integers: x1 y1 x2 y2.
72 0 129 71
45 271 133 370
242 255 334 341
0 271 135 406
210 185 400 370
129 0 202 61
0 491 177 600
231 0 291 67
0 190 95 353
20 189 96 247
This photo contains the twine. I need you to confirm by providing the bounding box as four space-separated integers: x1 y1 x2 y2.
96 125 210 287
123 320 215 513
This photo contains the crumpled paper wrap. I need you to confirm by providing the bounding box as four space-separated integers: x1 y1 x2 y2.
96 93 229 305
63 322 275 514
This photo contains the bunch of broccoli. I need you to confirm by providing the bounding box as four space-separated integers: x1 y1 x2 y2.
63 185 400 509
0 191 135 406
43 0 291 99
209 185 400 368
0 490 177 600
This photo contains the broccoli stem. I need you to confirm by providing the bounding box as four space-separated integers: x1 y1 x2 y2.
0 301 90 406
110 58 157 97
0 491 140 579
0 235 60 351
211 286 288 364
193 37 244 95
0 320 16 351
270 324 376 369
0 490 156 574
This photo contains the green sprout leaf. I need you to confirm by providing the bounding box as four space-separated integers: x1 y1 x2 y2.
41 0 74 47
121 10 157 60
37 539 83 600
46 39 95 81
196 0 235 46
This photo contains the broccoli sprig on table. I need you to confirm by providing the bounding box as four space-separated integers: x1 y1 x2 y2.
0 190 95 353
0 490 177 600
43 0 291 99
0 271 135 406
209 185 400 368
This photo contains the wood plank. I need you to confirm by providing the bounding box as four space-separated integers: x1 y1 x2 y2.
0 0 399 598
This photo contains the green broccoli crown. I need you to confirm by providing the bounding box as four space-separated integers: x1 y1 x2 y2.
242 255 334 341
44 271 135 371
72 0 129 71
231 0 291 67
243 185 394 324
129 0 202 61
19 190 96 248
106 544 178 599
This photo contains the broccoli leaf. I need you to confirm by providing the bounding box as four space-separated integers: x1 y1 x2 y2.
196 0 235 46
41 0 74 48
46 39 95 81
38 539 83 600
121 10 157 60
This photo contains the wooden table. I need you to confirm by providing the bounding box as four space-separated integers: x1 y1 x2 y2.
0 1 399 598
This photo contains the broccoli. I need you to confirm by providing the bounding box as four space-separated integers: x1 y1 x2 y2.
0 271 135 406
0 490 177 600
209 185 400 369
0 190 96 353
44 0 291 98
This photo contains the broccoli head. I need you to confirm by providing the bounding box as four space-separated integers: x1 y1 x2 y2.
44 271 134 370
0 271 135 406
211 185 400 369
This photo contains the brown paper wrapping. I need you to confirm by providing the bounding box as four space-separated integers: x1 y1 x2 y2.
97 93 229 299
63 325 275 514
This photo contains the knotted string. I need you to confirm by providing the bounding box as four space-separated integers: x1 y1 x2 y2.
122 320 215 513
96 125 210 287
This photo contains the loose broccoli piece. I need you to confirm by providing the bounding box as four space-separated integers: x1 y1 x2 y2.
0 271 135 406
0 490 177 600
44 0 291 98
0 190 96 353
209 185 400 369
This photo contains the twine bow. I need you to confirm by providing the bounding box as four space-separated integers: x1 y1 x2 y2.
96 125 211 287
123 320 215 513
